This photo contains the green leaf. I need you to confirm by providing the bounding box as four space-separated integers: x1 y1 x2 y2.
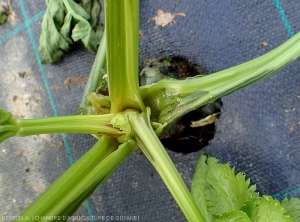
60 12 73 44
0 3 8 25
38 0 69 63
38 0 103 63
89 0 101 28
251 196 294 222
78 0 92 15
240 191 259 219
0 108 12 124
192 153 258 221
79 0 101 27
64 0 103 51
215 211 251 222
64 0 90 20
204 157 253 216
191 153 213 222
191 154 300 221
71 20 103 51
281 198 300 222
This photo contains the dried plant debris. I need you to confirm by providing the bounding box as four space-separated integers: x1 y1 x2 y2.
0 0 15 25
148 9 186 27
262 41 269 47
18 69 32 78
64 76 88 89
190 113 221 128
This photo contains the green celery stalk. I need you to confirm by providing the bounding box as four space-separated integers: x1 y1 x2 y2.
3 114 120 140
139 31 300 124
19 136 118 218
80 28 107 108
19 136 136 220
47 141 136 217
16 115 119 137
105 0 145 113
128 110 205 222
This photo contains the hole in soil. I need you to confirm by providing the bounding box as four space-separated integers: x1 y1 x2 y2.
160 100 222 153
140 57 222 154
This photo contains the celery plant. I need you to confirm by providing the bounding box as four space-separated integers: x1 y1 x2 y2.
1 0 300 221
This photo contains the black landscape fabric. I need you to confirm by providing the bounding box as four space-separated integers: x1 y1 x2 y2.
0 0 299 221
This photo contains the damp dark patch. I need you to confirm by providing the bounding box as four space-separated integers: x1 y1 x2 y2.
156 57 204 78
160 100 222 153
140 57 222 154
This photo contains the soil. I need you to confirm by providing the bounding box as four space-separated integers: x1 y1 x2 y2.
140 57 222 153
18 69 31 78
160 100 222 153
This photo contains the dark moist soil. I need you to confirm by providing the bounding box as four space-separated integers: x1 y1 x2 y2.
142 57 222 154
